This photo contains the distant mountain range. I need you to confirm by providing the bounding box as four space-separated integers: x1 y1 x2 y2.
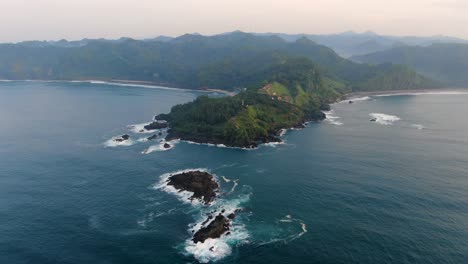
254 31 468 58
0 31 437 92
352 43 468 87
10 30 467 58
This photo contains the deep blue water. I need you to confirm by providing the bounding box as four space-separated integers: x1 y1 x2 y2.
0 82 467 264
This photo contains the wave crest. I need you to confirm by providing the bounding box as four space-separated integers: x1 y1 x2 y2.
370 113 400 125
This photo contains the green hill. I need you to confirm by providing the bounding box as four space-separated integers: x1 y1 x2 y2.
156 58 339 148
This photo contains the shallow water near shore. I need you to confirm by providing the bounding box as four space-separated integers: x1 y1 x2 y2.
1 81 467 263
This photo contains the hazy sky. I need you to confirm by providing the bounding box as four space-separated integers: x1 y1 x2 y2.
1 0 467 42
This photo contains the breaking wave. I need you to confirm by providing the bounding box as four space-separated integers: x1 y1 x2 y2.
324 110 343 125
370 113 401 125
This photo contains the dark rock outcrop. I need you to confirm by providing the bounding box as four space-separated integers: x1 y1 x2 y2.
370 118 377 122
163 143 171 148
114 134 130 142
349 100 354 104
144 121 168 130
147 135 157 141
193 214 230 243
167 171 218 204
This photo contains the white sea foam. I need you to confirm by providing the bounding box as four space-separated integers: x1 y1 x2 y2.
350 96 371 102
103 137 135 147
369 113 401 125
141 139 179 154
324 110 343 126
263 141 285 147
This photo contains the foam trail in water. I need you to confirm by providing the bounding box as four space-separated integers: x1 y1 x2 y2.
137 208 178 227
230 180 239 194
142 139 179 154
221 176 231 183
257 215 308 246
370 113 401 125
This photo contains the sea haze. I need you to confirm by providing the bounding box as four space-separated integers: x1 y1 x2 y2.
0 81 467 263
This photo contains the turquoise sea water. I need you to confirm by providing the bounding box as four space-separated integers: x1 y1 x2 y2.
0 82 467 264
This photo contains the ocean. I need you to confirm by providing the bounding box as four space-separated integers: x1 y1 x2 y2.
0 81 467 264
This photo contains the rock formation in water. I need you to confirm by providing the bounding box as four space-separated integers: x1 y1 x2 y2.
114 134 130 142
193 214 231 243
166 170 218 204
144 121 168 130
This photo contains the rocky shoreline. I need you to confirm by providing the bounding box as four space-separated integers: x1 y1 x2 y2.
157 111 326 149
